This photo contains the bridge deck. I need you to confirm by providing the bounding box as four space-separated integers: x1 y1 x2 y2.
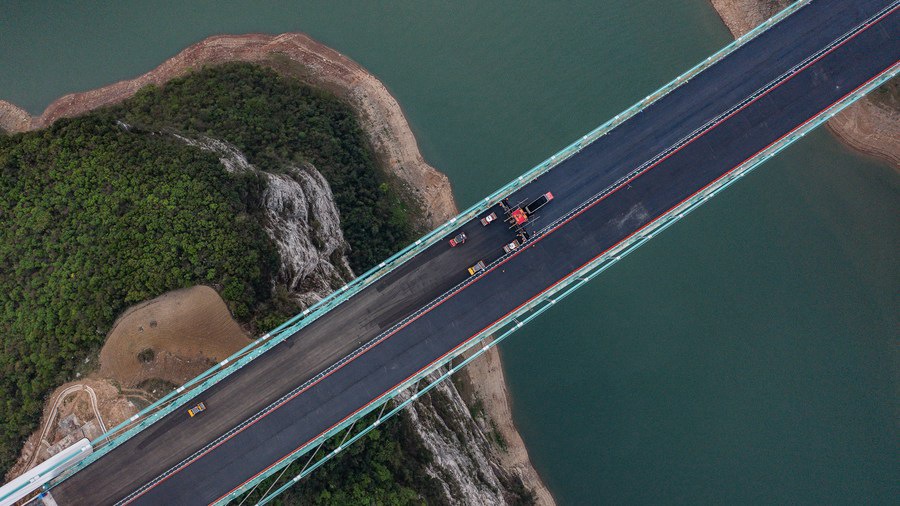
51 0 899 504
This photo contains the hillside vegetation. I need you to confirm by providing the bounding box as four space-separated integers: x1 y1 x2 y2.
111 63 414 273
0 115 277 469
0 63 427 502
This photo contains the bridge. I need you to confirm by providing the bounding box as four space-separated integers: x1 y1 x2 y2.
5 0 897 504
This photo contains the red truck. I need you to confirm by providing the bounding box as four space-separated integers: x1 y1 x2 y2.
508 192 554 226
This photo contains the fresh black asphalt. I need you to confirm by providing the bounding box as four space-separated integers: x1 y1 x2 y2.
50 1 899 504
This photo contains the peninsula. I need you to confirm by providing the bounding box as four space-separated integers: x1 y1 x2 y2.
0 34 552 504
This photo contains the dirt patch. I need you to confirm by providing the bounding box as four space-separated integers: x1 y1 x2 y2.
100 285 251 387
709 0 790 37
5 379 136 481
0 100 32 133
7 285 248 482
709 0 899 170
828 84 900 169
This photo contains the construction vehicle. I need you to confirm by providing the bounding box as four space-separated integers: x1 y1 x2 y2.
503 239 522 253
506 191 554 226
188 402 206 417
449 232 467 247
467 260 487 276
510 208 528 225
524 192 554 215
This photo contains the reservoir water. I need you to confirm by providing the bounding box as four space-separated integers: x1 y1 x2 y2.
2 1 896 503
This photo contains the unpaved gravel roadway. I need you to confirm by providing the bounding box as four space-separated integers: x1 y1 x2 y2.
22 384 102 471
6 379 136 482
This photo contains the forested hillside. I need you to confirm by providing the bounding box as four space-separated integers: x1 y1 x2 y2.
0 115 277 469
0 64 430 502
111 63 414 273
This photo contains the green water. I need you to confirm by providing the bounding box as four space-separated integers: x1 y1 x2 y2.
2 2 896 504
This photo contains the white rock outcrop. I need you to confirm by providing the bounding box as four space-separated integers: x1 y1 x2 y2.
173 133 530 504
399 377 516 505
173 134 353 307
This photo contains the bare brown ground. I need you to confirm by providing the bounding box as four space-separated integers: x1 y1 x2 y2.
100 285 250 387
709 0 899 170
1 33 550 502
6 379 136 481
828 86 900 169
0 101 31 133
2 8 891 503
7 286 248 482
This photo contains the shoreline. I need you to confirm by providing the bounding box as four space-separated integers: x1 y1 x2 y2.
458 346 556 505
708 0 899 170
0 33 457 229
0 33 554 503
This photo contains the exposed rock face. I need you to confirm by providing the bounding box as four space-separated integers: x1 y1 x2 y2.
173 133 255 173
261 166 351 301
0 33 456 230
399 377 531 505
173 134 353 306
173 135 534 503
0 31 551 503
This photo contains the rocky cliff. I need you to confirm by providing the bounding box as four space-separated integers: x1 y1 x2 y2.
184 132 539 504
0 32 554 504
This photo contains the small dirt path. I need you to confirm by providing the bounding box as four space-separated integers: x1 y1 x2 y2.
23 383 107 471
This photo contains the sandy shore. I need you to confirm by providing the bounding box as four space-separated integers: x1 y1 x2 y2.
0 33 455 228
709 0 899 170
459 347 556 505
0 33 553 503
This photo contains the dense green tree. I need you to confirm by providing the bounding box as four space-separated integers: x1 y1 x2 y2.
111 63 415 273
0 63 430 503
0 115 278 469
239 409 443 506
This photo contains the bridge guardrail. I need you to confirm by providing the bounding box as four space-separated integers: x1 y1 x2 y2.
233 58 900 506
46 0 816 490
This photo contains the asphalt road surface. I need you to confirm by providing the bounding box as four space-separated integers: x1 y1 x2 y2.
50 1 899 504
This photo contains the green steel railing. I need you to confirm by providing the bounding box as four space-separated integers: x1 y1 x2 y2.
41 0 849 496
236 59 899 506
44 0 817 492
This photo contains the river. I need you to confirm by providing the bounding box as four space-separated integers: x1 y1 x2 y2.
2 1 896 504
